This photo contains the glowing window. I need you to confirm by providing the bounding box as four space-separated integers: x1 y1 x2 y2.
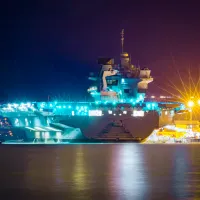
56 132 61 139
89 110 102 116
35 131 40 139
133 111 144 117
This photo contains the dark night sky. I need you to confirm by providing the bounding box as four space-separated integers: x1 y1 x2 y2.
1 1 200 101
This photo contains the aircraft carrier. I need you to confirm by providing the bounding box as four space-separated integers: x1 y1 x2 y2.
0 30 185 143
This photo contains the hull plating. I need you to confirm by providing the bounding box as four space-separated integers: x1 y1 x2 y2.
0 110 177 142
56 111 159 139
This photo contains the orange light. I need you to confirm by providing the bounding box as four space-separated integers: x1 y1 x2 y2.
187 100 194 107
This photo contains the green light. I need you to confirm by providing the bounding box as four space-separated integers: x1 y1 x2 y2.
139 94 144 100
147 104 151 108
40 103 45 108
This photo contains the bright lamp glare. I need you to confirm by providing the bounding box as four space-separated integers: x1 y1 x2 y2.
188 100 194 107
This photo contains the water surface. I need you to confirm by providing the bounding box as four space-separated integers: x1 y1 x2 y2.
0 143 200 199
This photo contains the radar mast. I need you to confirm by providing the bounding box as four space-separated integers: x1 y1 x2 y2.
121 29 124 53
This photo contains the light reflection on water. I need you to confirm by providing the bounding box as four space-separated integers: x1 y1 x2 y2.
73 145 89 191
110 144 147 199
0 144 200 199
172 146 189 198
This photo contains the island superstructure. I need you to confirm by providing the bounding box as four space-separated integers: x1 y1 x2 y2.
88 29 153 104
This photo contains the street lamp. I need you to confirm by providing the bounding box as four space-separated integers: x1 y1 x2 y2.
187 100 200 120
187 100 194 108
187 100 194 121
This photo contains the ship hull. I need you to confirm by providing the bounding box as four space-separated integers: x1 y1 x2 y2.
55 111 159 139
0 110 176 142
